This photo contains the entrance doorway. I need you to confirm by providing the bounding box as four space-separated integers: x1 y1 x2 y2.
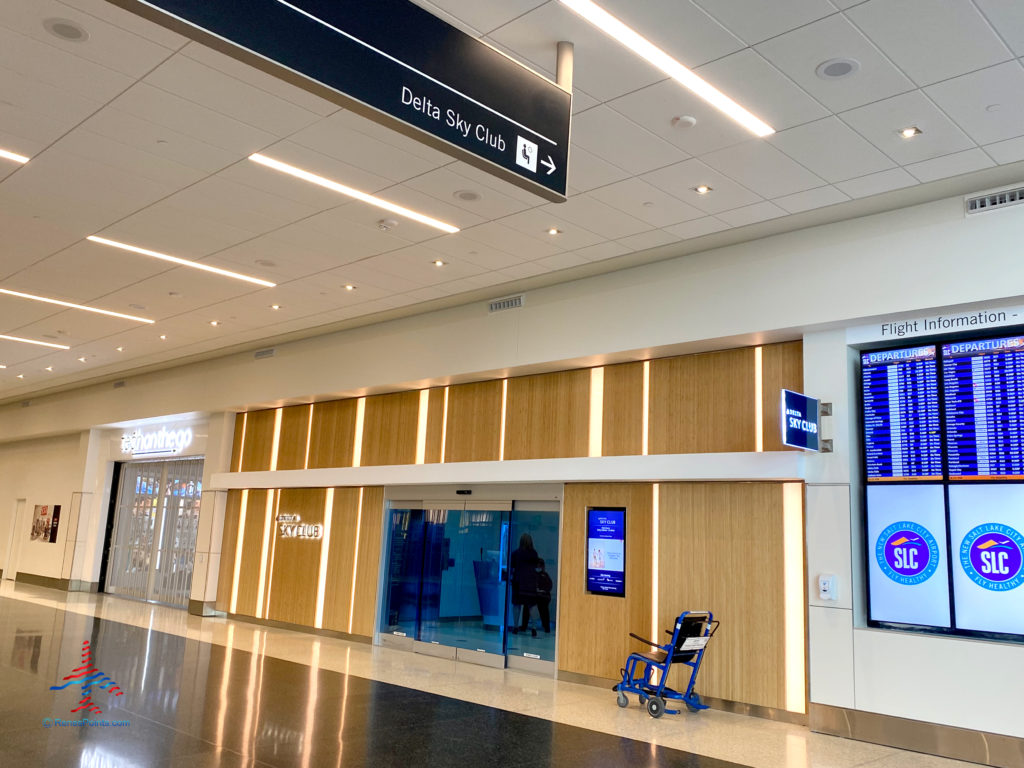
104 458 203 607
2 499 26 581
379 499 559 669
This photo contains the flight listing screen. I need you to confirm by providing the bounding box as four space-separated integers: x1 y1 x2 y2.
861 346 943 481
943 335 1024 480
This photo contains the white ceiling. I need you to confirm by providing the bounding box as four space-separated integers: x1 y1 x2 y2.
1 0 1024 400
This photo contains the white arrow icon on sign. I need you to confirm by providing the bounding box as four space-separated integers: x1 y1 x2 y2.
540 155 556 175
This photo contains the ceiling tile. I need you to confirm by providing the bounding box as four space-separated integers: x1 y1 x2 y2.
755 14 915 112
588 178 704 227
425 234 526 270
984 135 1024 165
96 267 258 320
0 299 62 331
571 106 689 175
0 210 82 278
498 261 549 280
904 147 995 183
540 194 651 240
270 207 414 262
487 3 661 102
210 235 347 283
59 0 188 48
974 0 1024 57
841 90 976 164
572 242 630 262
6 240 166 299
608 79 752 157
834 167 918 198
56 128 205 189
498 207 604 250
846 0 1012 87
362 247 487 287
370 182 487 234
924 62 1024 146
0 102 75 154
403 167 533 220
773 185 851 213
701 141 826 197
459 221 561 259
663 216 732 239
615 229 680 252
591 0 745 67
533 251 590 271
716 201 787 227
694 49 829 131
567 146 631 193
412 0 546 34
692 0 837 44
770 116 895 182
0 61 104 141
642 159 763 214
110 200 260 258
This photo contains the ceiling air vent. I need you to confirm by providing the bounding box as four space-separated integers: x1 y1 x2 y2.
965 185 1024 215
253 348 276 360
488 294 524 313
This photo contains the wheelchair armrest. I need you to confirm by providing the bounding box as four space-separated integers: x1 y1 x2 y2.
629 632 658 647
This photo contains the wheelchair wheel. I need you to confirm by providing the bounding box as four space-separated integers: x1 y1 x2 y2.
647 696 666 719
617 692 628 708
685 693 702 713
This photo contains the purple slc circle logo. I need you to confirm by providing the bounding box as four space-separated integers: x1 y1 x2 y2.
961 523 1024 591
876 522 939 585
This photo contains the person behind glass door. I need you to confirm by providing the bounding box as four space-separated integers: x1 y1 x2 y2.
510 533 539 636
535 558 552 634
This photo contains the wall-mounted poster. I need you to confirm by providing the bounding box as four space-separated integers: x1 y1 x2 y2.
30 505 61 543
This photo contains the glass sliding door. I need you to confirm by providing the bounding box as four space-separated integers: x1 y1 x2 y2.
507 502 560 664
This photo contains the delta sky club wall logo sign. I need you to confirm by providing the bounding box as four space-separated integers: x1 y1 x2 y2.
876 521 940 585
960 523 1024 591
50 641 124 714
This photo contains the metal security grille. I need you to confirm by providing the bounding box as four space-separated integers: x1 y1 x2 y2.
105 458 203 607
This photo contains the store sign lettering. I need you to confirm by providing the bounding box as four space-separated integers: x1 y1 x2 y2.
277 513 323 540
121 427 193 457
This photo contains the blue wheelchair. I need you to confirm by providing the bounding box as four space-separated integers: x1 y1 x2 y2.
613 610 718 718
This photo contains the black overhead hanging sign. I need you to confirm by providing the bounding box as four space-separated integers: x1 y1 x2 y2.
110 0 572 202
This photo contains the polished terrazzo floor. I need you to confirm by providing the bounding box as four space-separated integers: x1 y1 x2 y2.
0 581 976 768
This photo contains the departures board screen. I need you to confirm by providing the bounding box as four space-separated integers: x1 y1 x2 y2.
861 346 943 481
943 336 1024 480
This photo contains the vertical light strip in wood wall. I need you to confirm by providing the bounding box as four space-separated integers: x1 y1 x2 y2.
754 347 764 452
642 361 650 455
415 390 429 464
783 482 806 713
352 397 366 467
498 379 508 461
440 386 449 463
236 413 248 472
589 367 604 457
255 490 275 619
347 487 364 634
269 408 283 471
314 488 335 628
230 490 249 613
651 482 659 643
303 404 314 469
262 491 282 618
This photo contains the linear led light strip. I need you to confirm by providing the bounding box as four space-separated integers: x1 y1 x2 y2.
0 148 30 164
249 154 460 234
0 333 70 350
86 236 276 288
559 0 775 137
0 287 153 323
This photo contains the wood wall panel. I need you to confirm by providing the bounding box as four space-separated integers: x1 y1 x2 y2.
649 348 756 454
424 388 445 464
307 399 357 469
240 409 277 472
558 483 653 680
277 405 312 471
762 341 804 452
215 489 243 612
266 488 326 626
360 391 420 466
321 487 365 634
233 489 270 617
351 486 384 636
657 482 787 710
602 362 644 456
505 370 590 460
445 380 502 462
230 414 245 472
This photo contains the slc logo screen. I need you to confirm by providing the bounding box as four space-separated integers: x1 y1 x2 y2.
960 523 1024 591
876 521 940 585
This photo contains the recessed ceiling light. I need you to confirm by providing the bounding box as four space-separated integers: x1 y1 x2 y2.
815 58 860 80
0 287 154 323
0 334 70 350
899 126 923 139
344 284 356 291
16 374 23 379
377 218 399 232
77 357 87 363
209 320 219 326
547 228 562 235
453 189 482 202
44 366 53 372
0 364 6 369
433 259 446 267
0 147 30 164
558 0 774 137
87 236 276 288
249 154 460 234
159 335 167 340
694 185 712 195
43 17 89 42
116 346 124 352
270 304 281 310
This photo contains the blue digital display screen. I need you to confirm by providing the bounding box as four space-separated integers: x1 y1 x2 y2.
861 346 943 481
943 335 1024 480
586 508 625 596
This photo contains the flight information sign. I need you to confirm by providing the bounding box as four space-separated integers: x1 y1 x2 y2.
943 335 1024 480
861 346 942 481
